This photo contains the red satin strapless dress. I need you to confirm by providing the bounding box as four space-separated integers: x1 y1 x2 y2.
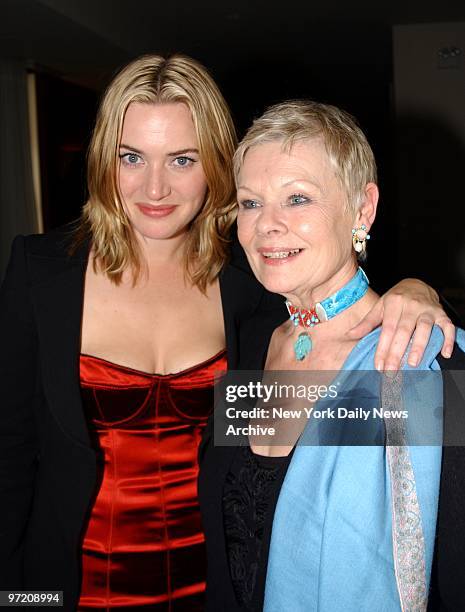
77 350 227 611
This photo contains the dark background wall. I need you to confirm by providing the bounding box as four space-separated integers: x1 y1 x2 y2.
2 0 465 311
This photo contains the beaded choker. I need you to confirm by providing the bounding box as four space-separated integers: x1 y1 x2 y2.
285 267 369 360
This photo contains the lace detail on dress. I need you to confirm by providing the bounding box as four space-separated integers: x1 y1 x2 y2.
222 446 287 611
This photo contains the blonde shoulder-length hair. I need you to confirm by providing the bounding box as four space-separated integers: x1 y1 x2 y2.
75 54 238 291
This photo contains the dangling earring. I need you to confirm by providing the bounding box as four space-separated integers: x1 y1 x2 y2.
352 224 370 257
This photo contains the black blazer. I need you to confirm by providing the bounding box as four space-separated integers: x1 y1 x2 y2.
0 228 286 610
430 349 465 610
198 277 285 612
199 337 465 611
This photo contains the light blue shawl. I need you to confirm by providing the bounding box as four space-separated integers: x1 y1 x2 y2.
264 327 465 612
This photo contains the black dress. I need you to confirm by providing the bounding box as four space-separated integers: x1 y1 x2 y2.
222 446 293 611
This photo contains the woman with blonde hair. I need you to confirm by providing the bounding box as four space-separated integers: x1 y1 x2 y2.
0 55 455 610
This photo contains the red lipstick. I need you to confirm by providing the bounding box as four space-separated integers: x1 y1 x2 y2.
136 204 177 218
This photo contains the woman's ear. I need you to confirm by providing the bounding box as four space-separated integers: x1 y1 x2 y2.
354 183 379 229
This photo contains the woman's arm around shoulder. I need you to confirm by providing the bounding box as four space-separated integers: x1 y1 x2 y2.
349 278 455 371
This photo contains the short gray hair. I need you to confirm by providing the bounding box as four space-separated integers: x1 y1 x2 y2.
234 99 377 212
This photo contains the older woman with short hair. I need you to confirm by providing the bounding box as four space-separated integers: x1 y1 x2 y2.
199 100 465 611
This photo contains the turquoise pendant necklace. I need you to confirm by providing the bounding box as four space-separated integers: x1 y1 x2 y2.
286 267 369 361
294 332 313 361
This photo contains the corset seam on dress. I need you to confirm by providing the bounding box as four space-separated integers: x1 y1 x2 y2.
78 351 227 610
